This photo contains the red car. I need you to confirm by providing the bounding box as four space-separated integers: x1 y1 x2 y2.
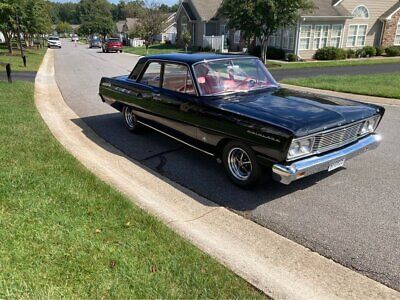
102 38 123 53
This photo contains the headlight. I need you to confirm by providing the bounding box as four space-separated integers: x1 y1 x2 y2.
360 116 380 135
287 137 315 160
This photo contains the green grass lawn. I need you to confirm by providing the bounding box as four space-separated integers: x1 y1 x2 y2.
0 47 47 72
282 72 400 99
0 81 263 298
124 44 189 56
268 57 400 70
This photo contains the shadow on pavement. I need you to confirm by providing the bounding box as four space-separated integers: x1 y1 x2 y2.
72 112 337 213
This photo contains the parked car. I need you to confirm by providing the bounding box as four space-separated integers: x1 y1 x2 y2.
71 34 79 42
99 54 384 188
102 38 123 53
47 36 61 48
89 36 101 48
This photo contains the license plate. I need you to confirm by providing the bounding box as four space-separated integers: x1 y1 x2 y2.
328 159 345 172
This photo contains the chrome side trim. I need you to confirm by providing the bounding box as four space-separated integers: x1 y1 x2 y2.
273 134 382 185
137 120 215 157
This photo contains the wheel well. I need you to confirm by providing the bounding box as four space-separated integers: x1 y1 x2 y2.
216 138 233 158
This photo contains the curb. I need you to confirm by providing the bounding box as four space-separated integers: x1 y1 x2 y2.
35 49 400 300
281 83 400 106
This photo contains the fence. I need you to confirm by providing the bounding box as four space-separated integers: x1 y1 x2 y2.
129 39 145 47
202 35 227 53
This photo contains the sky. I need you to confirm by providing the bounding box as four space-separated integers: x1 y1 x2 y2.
51 0 178 5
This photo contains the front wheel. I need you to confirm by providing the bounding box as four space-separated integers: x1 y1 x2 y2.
222 141 263 188
122 106 140 133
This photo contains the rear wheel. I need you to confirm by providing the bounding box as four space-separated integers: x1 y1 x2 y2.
222 141 263 188
122 106 140 133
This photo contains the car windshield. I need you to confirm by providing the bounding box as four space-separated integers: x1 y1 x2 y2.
193 58 279 96
48 37 59 41
107 38 120 42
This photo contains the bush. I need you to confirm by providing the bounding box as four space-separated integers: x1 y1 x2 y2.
267 47 286 60
248 46 286 60
249 45 261 57
355 46 377 58
385 46 400 57
363 46 377 57
314 47 347 60
355 48 366 58
286 53 298 62
346 49 356 58
375 46 384 56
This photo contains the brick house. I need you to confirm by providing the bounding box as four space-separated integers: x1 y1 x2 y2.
176 0 400 58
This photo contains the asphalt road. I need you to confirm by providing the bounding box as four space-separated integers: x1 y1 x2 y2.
54 41 400 291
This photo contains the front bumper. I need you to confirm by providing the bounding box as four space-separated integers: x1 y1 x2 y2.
272 134 382 185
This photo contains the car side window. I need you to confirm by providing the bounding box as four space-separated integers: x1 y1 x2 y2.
140 62 162 87
163 63 196 95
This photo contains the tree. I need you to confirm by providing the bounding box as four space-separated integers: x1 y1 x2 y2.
0 0 51 52
0 0 15 53
221 0 313 63
56 21 73 36
77 0 115 37
123 0 145 19
47 2 79 24
182 30 191 53
135 2 163 43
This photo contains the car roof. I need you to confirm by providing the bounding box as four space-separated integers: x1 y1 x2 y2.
141 53 256 65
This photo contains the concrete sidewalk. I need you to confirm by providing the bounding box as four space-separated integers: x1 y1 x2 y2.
35 49 400 300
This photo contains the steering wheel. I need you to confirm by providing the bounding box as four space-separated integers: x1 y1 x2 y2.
231 76 252 89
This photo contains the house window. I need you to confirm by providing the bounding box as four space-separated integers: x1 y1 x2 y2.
181 14 189 34
268 34 276 47
299 25 312 50
395 22 400 45
352 5 369 19
234 30 241 44
346 25 367 47
282 28 295 50
275 29 282 48
289 29 295 49
330 24 343 48
313 25 330 49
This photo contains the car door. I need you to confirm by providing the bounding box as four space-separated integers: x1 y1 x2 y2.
122 61 163 123
152 62 200 140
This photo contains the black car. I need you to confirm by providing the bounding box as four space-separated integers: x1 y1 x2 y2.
99 53 384 188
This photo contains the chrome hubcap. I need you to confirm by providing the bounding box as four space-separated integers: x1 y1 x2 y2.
227 147 252 181
124 107 136 128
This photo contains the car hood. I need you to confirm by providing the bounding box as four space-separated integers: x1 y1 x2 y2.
212 88 381 136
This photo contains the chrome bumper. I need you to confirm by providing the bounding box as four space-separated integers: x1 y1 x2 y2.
272 134 382 185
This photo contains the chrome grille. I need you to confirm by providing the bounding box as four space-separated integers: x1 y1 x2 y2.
312 122 364 152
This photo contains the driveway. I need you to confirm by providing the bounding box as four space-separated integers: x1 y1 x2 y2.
0 71 36 82
270 63 400 81
54 40 400 291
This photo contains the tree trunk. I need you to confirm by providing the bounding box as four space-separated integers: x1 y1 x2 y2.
3 31 12 54
261 38 268 64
